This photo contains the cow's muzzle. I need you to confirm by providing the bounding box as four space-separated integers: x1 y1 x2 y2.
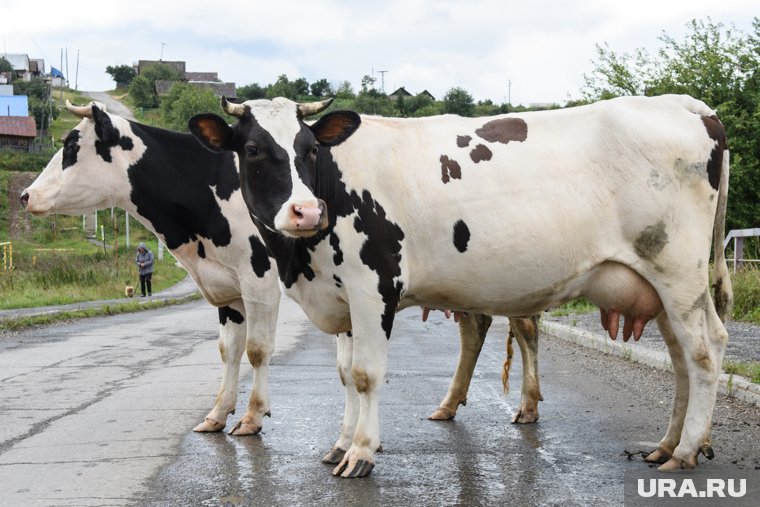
20 191 29 208
289 199 329 236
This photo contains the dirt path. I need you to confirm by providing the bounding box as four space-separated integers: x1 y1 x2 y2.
83 91 136 121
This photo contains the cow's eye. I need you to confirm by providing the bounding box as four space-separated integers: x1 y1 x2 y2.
312 145 319 156
246 144 260 157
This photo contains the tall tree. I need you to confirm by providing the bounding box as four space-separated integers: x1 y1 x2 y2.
443 87 475 116
105 64 136 88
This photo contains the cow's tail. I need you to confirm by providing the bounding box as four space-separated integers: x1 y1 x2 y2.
712 148 733 323
502 329 514 394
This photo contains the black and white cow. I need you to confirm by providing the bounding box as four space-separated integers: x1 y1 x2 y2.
190 94 732 477
21 101 543 442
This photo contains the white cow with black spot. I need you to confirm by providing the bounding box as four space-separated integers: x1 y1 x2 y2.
190 94 732 477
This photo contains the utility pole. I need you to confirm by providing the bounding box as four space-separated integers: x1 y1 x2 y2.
377 70 388 93
65 48 69 89
160 42 166 61
59 48 63 99
75 50 79 91
507 79 512 113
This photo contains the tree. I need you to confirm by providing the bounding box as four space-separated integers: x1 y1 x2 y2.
333 81 355 99
129 63 184 108
129 76 159 108
13 79 59 129
582 17 760 230
293 77 310 97
266 74 297 99
158 83 220 132
105 65 136 88
0 56 12 74
443 87 475 116
238 83 266 100
310 78 330 98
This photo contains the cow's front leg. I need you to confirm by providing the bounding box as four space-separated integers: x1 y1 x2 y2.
194 300 247 433
323 332 360 464
332 303 392 478
429 313 491 420
228 297 280 436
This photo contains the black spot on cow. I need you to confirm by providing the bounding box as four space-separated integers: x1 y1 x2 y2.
126 122 239 251
330 232 344 265
218 305 245 325
197 241 206 258
119 136 134 152
470 144 492 163
351 189 405 339
634 221 669 260
248 235 272 278
476 117 528 144
61 130 81 170
701 115 727 191
440 155 462 183
457 135 472 148
453 220 471 252
333 274 343 288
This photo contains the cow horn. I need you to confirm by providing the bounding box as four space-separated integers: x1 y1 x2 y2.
221 96 247 117
65 100 94 119
297 98 334 118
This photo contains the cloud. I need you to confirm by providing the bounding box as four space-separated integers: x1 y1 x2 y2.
2 0 757 104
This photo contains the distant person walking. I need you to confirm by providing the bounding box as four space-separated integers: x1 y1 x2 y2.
135 242 154 297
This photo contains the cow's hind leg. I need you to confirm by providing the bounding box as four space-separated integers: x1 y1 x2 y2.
323 332 360 464
510 315 543 424
658 290 728 470
645 313 689 464
229 297 280 436
429 314 491 420
194 299 247 433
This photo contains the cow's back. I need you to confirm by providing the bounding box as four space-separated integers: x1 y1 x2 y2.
329 95 722 315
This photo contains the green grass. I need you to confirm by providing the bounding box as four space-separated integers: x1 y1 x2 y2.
550 297 597 317
723 361 760 383
732 266 760 324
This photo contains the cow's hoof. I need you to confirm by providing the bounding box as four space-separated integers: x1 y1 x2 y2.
228 419 263 436
322 447 347 464
333 459 374 478
193 417 225 433
511 409 539 424
428 406 456 420
658 455 697 471
644 448 672 464
699 444 715 460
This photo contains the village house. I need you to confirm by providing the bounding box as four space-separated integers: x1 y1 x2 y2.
136 60 236 98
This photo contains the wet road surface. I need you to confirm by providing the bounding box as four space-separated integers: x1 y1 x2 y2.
2 299 759 506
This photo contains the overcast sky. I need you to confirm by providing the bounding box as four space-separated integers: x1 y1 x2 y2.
2 1 757 105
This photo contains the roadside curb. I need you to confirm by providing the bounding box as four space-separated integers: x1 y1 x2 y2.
0 276 200 323
541 321 760 409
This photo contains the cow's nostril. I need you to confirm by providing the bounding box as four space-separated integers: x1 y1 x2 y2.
20 192 29 208
293 205 304 219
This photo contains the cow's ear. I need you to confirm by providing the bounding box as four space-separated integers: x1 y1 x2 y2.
310 111 361 146
92 105 119 146
189 113 234 152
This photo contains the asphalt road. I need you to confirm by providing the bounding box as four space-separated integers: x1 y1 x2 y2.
1 298 759 506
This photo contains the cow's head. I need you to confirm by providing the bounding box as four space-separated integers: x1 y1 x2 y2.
21 101 141 216
189 97 360 238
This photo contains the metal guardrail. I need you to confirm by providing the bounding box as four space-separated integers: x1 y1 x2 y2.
724 228 760 272
1 241 12 271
